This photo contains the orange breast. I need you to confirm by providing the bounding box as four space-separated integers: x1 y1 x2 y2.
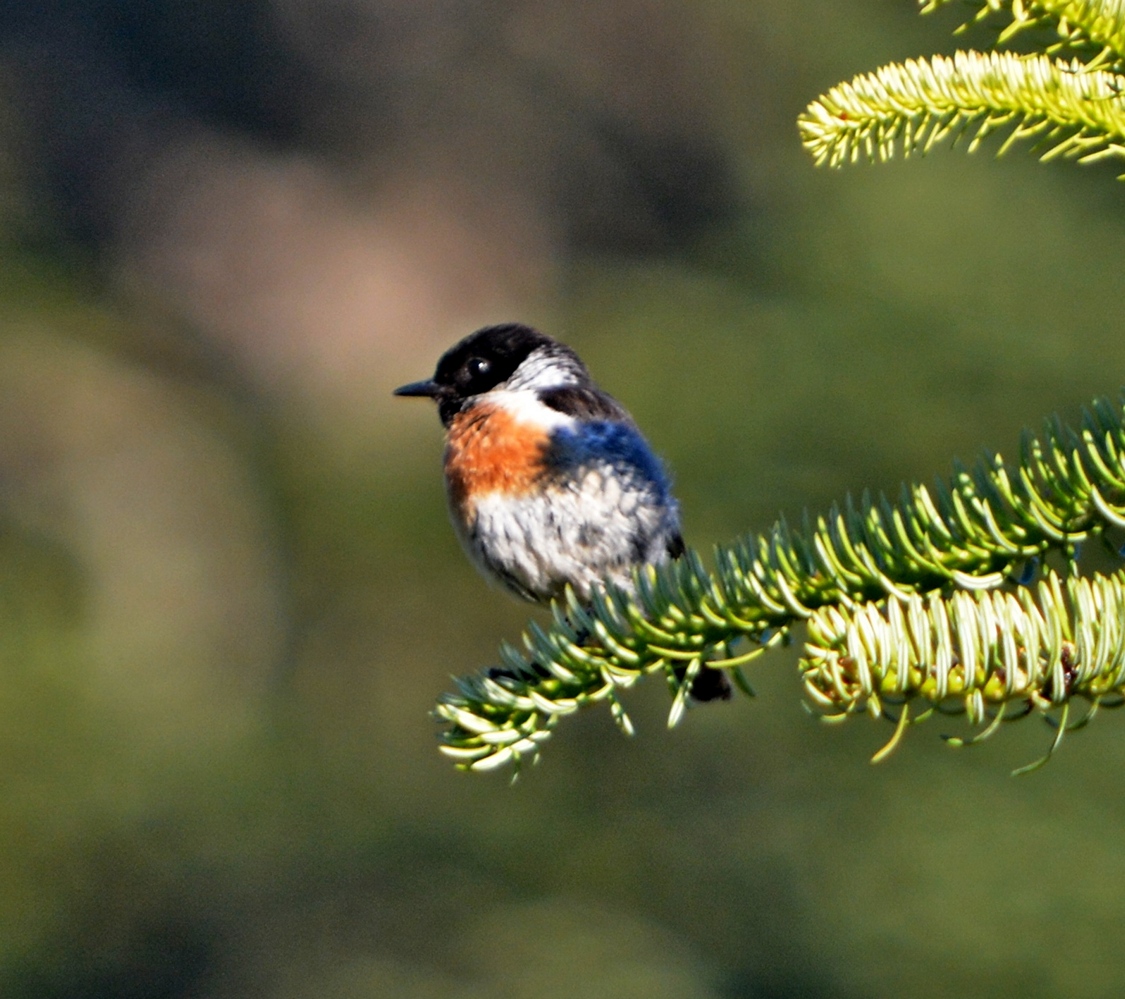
444 403 550 517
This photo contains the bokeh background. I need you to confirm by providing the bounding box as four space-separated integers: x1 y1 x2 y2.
2 1 1125 996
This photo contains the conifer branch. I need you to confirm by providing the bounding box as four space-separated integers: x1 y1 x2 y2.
800 0 1125 171
799 50 1125 170
436 399 1125 774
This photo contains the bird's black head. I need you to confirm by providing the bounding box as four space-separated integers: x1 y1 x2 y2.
394 324 585 426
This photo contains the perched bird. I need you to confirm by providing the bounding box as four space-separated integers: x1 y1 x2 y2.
395 323 729 701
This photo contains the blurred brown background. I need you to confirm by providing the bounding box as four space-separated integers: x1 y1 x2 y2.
2 2 1125 996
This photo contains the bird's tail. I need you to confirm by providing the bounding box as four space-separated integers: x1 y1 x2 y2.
676 664 732 702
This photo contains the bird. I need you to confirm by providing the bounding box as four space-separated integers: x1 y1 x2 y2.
394 323 729 701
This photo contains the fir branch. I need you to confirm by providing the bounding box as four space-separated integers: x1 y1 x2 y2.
920 0 1125 62
799 50 1125 170
436 398 1125 773
803 569 1125 774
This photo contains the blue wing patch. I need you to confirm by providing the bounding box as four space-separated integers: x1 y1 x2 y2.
547 420 673 500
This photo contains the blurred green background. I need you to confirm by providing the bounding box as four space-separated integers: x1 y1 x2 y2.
2 1 1125 996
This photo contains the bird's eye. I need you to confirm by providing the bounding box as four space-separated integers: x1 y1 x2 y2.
466 357 490 380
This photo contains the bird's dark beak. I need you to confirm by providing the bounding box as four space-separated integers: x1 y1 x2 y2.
393 379 441 399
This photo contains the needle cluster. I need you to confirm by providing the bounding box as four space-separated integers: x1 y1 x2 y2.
800 0 1125 172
